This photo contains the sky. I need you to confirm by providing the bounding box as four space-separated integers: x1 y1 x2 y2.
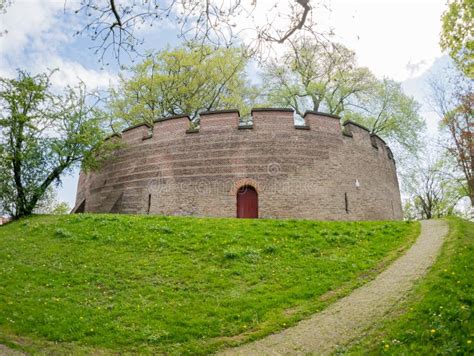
0 0 449 209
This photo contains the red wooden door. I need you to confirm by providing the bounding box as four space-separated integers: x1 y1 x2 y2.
237 186 258 218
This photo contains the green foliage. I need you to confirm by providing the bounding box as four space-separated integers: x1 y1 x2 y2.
30 187 71 215
263 39 374 116
440 0 474 77
0 215 418 354
345 217 474 355
402 155 464 220
109 44 257 128
0 70 115 218
263 38 424 152
344 79 425 153
51 202 71 215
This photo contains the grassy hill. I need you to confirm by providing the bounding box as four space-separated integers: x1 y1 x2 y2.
0 214 418 354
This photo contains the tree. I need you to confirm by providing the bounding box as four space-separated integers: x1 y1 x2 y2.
51 202 71 215
263 39 374 116
31 186 71 215
109 44 256 127
0 70 114 219
263 38 425 153
403 155 463 220
440 0 474 77
73 0 314 63
442 93 473 209
429 67 473 216
344 79 425 153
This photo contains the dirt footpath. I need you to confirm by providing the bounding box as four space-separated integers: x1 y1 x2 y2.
0 344 25 355
220 220 448 355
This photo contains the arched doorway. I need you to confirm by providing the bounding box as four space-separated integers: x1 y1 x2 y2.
237 185 258 218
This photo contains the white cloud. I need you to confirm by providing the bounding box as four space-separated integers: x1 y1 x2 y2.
324 0 446 81
38 54 118 89
231 0 446 82
59 63 116 89
0 0 116 89
0 0 64 55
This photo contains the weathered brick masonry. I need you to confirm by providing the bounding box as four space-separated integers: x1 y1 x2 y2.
73 109 403 220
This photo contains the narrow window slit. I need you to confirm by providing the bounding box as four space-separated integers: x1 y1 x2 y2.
345 192 349 213
147 194 152 214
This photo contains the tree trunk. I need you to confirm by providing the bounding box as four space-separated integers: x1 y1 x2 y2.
470 195 474 221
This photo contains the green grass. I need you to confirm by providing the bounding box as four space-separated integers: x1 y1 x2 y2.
343 217 473 355
0 214 418 354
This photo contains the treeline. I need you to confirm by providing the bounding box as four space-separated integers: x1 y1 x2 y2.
108 39 424 155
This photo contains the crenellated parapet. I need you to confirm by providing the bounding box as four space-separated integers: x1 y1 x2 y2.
115 108 395 162
74 108 402 220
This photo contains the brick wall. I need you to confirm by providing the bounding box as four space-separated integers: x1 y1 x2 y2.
73 109 403 220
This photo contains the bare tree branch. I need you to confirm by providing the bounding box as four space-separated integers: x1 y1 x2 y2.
71 0 321 64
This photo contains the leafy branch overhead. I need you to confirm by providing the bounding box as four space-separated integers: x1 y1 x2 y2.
440 0 474 77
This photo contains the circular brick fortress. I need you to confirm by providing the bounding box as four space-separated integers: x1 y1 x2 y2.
73 108 403 220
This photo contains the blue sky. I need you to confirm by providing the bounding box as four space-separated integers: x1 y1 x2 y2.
0 0 449 209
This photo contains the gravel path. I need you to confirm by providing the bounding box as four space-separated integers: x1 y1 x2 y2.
0 344 24 355
220 220 448 356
